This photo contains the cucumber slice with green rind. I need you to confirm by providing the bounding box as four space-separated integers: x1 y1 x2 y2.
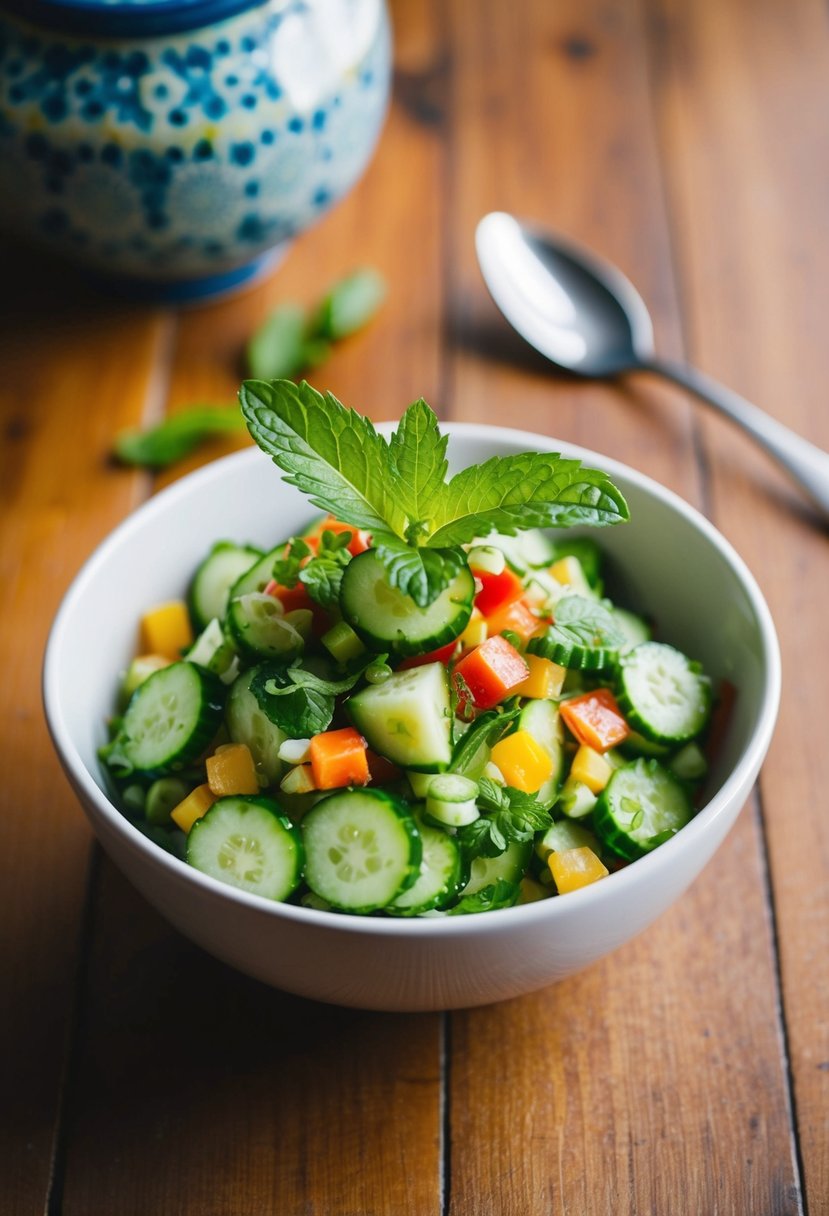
302 789 422 912
119 661 225 776
189 541 263 631
528 595 623 670
227 543 287 599
225 665 285 787
593 759 693 860
517 698 565 809
339 549 474 657
457 838 532 898
617 641 711 743
387 816 465 915
187 795 303 900
347 662 453 772
227 593 306 660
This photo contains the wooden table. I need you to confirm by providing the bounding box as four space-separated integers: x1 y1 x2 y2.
3 0 828 1211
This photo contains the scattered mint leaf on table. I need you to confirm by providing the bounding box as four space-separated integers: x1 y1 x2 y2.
313 268 386 341
246 304 308 381
114 406 246 469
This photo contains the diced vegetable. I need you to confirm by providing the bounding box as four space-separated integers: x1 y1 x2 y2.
474 567 524 617
485 597 544 644
560 688 630 752
206 742 260 797
140 600 193 660
171 783 217 833
309 726 370 789
569 745 614 794
489 729 554 794
512 655 566 700
548 846 609 893
452 635 529 711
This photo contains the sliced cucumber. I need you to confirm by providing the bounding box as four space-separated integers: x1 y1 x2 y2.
517 698 565 810
347 662 453 772
448 705 517 781
535 818 599 861
339 549 474 657
528 595 623 670
145 776 191 826
189 541 263 631
187 795 303 900
668 741 708 782
458 838 532 898
301 789 422 912
593 759 693 860
228 543 286 599
474 528 556 572
119 661 225 776
611 607 652 654
387 816 465 915
227 593 306 660
617 642 711 744
186 617 237 678
225 665 285 787
425 773 480 827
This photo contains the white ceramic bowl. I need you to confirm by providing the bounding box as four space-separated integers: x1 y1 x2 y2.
43 426 780 1011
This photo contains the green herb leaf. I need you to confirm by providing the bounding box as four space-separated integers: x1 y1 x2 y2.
387 398 449 533
371 532 467 608
271 536 312 588
428 452 629 546
313 268 386 341
449 701 521 775
114 406 246 469
299 529 353 609
240 379 405 535
246 304 308 381
529 595 624 667
459 778 552 858
250 656 381 737
447 878 520 915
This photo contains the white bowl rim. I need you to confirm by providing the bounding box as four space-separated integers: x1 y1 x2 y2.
43 422 781 939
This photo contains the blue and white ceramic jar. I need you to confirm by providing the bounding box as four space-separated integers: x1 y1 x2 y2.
0 0 391 299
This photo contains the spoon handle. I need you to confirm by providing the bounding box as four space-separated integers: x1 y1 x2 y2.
646 357 829 521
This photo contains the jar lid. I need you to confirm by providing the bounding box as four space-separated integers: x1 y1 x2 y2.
0 0 265 37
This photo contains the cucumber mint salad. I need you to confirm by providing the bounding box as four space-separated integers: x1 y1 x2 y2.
101 381 724 917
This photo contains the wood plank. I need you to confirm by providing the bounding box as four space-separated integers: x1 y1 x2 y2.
443 0 800 1211
59 4 448 1212
648 0 829 1208
0 247 166 1212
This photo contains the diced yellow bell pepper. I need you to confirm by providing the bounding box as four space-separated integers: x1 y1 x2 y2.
139 600 193 661
511 654 566 700
459 607 488 650
170 783 217 833
490 729 554 793
206 742 260 797
518 876 550 904
549 556 592 595
569 744 614 794
280 763 317 795
548 846 608 894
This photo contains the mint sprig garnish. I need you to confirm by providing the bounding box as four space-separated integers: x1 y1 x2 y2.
458 778 552 858
240 380 629 607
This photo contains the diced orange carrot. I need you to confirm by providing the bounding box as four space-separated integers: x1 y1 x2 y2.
206 743 260 797
485 597 546 644
452 635 529 711
560 688 630 752
309 726 370 789
473 568 524 617
140 601 193 660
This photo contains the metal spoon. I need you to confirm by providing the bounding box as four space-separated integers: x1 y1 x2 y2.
475 211 829 520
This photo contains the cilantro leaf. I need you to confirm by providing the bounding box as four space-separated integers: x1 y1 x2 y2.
428 452 629 546
528 595 624 668
371 532 467 608
447 878 520 915
387 399 449 536
239 379 405 536
271 536 312 588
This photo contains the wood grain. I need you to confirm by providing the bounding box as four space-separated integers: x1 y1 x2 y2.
649 0 829 1208
443 0 800 1211
0 249 165 1212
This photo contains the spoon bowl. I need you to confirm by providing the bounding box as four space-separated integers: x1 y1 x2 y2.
476 211 829 521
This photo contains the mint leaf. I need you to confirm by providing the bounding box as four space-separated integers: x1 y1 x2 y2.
240 379 405 535
387 398 449 534
459 779 552 858
114 405 246 469
313 268 386 341
528 595 624 667
371 532 466 608
246 304 308 381
272 536 312 588
447 878 520 915
299 530 352 609
428 452 629 546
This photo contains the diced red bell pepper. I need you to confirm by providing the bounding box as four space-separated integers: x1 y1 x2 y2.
452 634 529 711
559 688 630 752
263 579 329 635
397 639 458 670
473 568 524 617
486 597 546 644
